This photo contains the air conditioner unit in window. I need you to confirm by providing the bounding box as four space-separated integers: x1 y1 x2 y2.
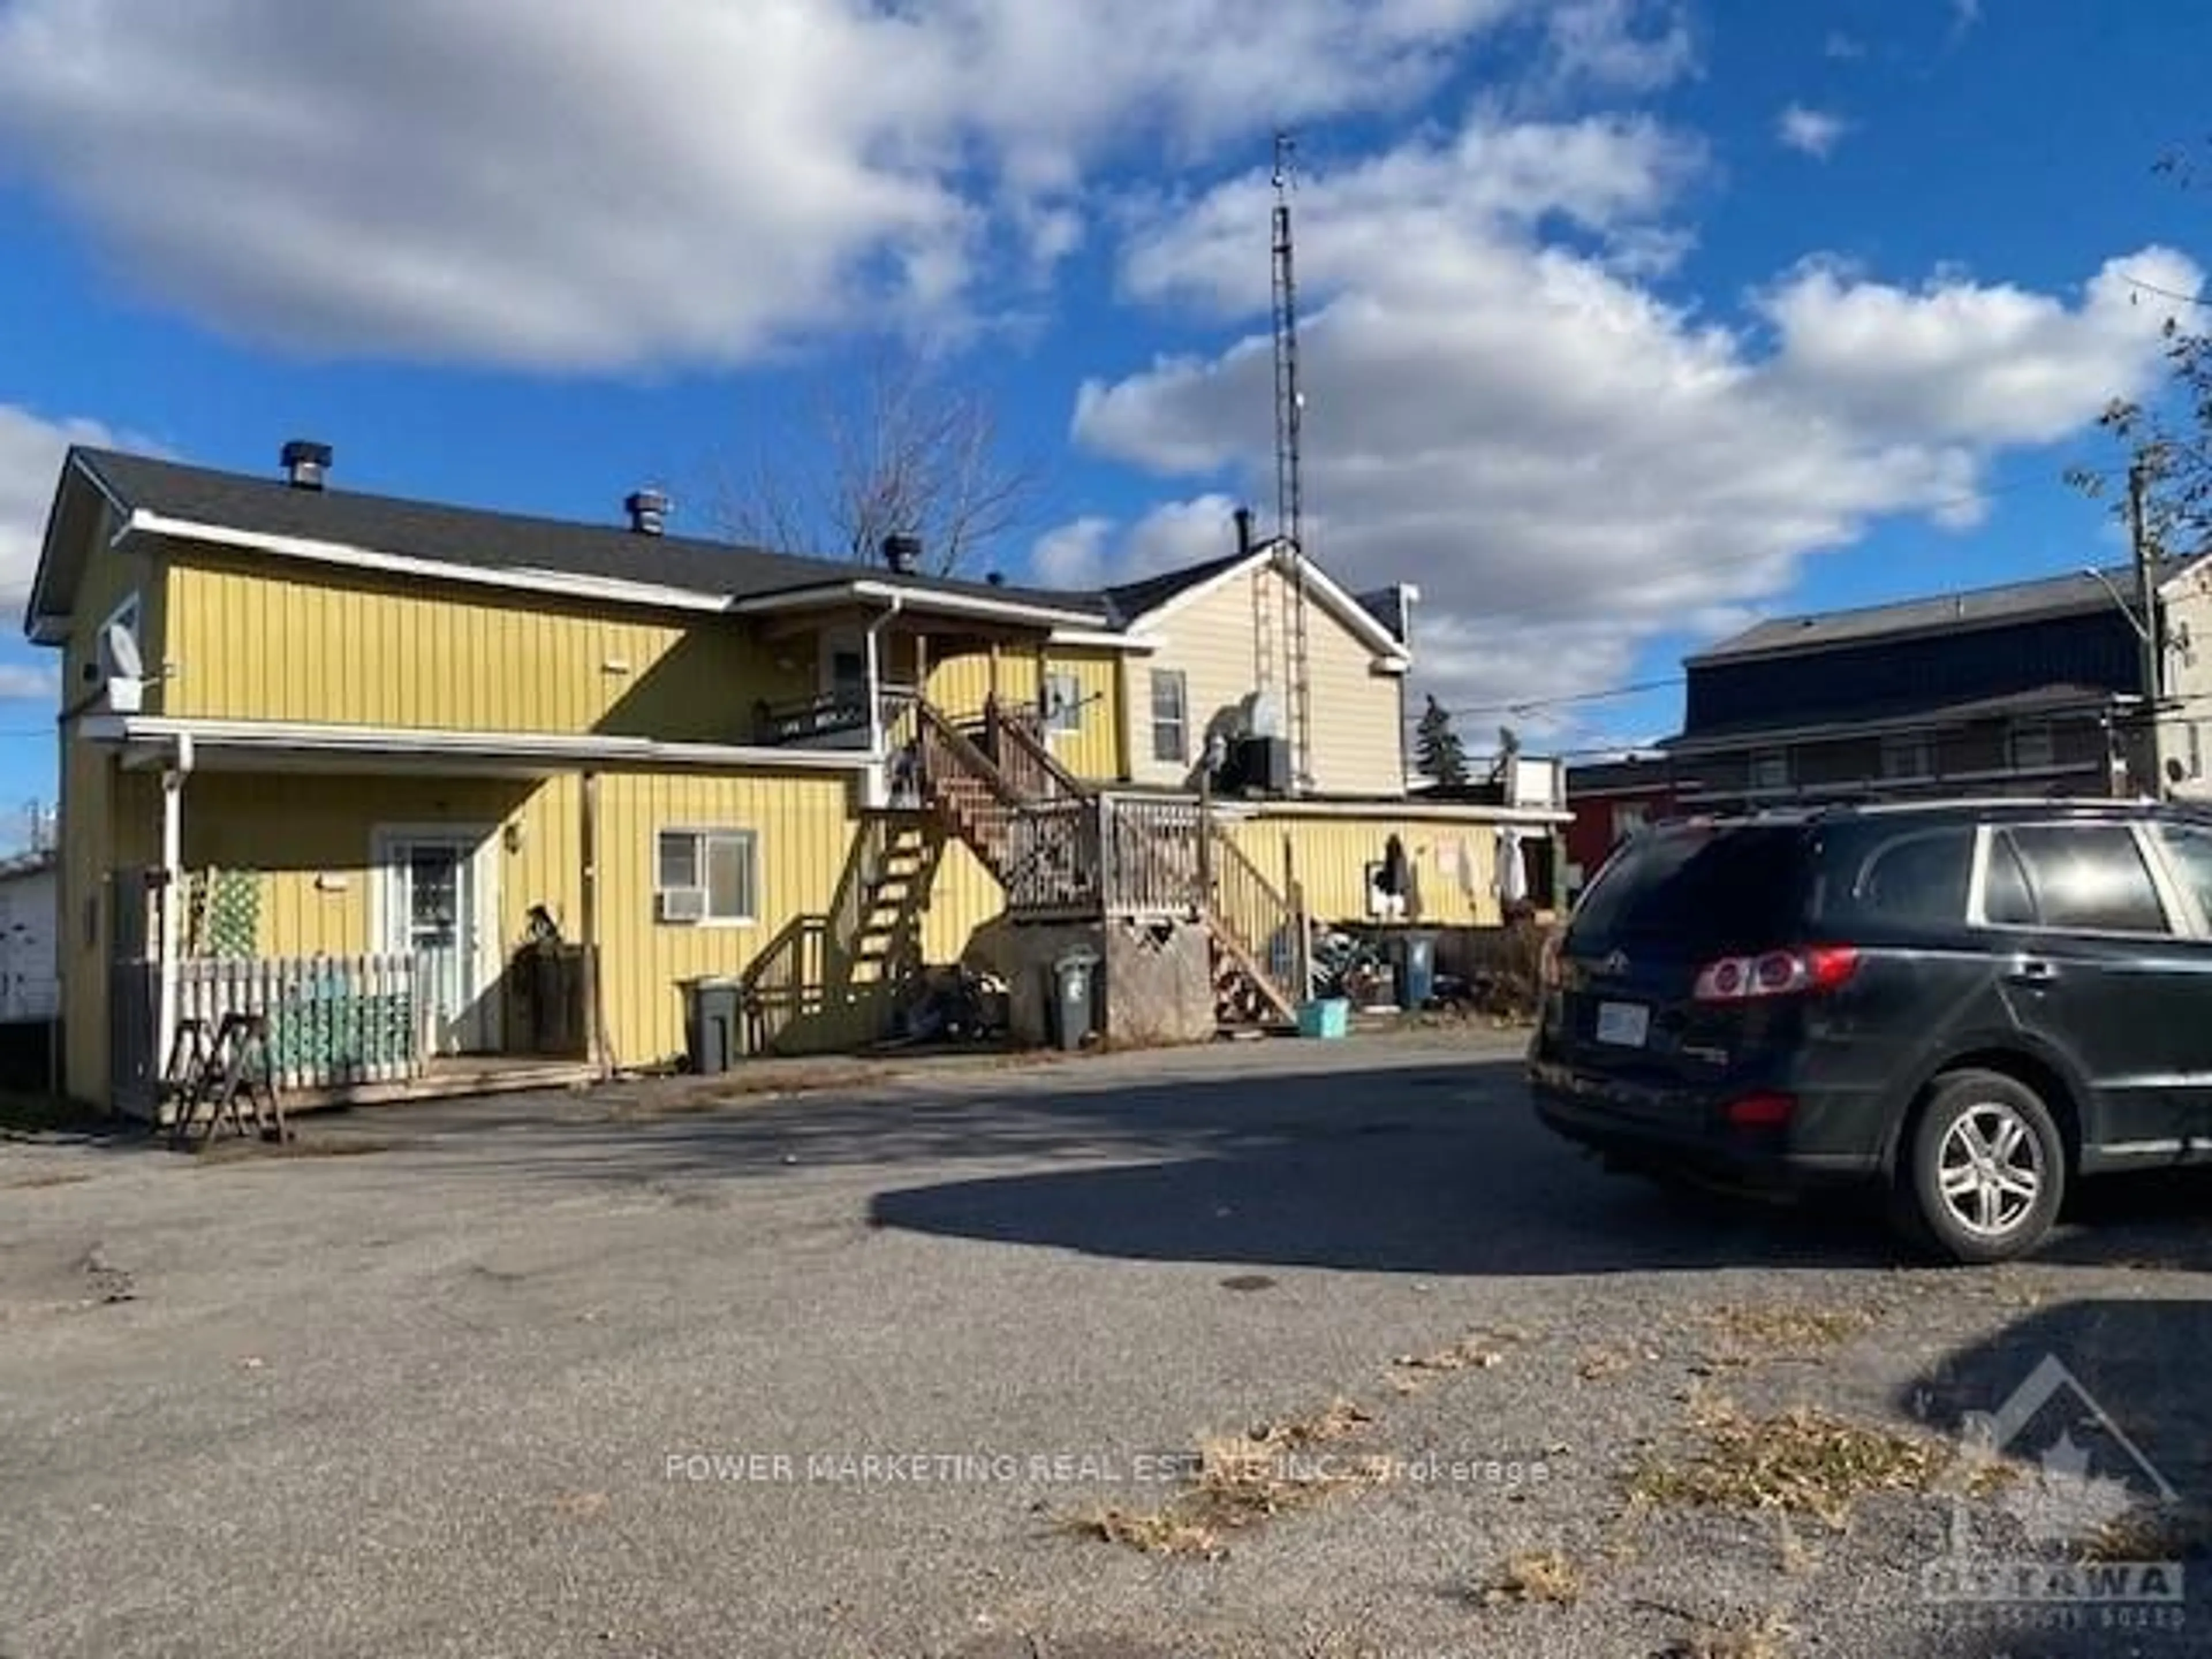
657 887 709 924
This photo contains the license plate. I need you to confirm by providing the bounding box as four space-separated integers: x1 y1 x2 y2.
1595 1001 1649 1047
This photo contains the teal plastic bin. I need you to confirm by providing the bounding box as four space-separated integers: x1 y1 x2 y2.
1297 998 1350 1039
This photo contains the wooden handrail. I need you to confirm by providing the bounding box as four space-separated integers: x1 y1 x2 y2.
1204 821 1302 1014
915 700 1022 807
987 695 1089 803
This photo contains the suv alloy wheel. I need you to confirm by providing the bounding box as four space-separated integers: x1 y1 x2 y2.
1898 1069 2067 1264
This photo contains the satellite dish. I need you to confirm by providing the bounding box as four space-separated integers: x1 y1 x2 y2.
103 621 143 680
1497 725 1521 759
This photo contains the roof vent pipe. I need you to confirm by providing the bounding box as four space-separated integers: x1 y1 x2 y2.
881 533 922 575
625 490 669 536
1233 505 1254 556
280 440 331 491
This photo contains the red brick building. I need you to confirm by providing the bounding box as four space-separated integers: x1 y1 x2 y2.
1562 755 1682 897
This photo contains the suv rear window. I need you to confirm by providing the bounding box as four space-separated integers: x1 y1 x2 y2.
1569 824 1809 952
1808 823 1975 927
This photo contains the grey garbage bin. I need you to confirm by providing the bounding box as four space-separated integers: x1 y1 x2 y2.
681 975 744 1074
1044 949 1100 1051
1389 931 1437 1010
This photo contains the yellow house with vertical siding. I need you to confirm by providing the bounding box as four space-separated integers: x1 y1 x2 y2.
30 443 1566 1112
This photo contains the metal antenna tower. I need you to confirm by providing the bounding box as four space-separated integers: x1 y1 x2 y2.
1271 130 1314 791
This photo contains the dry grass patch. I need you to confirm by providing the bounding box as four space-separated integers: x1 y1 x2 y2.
1480 1548 1582 1606
1627 1393 1956 1529
1655 1608 1795 1659
1066 1397 1389 1559
609 1065 892 1118
1391 1328 1523 1382
1577 1346 1638 1382
2 1168 93 1189
1701 1302 1880 1358
192 1135 412 1163
2078 1504 2212 1564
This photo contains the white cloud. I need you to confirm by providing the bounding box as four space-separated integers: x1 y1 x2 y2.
1032 495 1241 589
1777 104 1849 160
0 0 1559 372
1823 31 1866 60
1070 112 2198 722
1031 516 1116 589
1535 0 1697 95
1950 0 1983 37
0 664 58 702
0 404 123 623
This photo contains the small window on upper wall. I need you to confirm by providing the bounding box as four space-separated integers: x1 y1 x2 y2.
2010 724 2056 771
1149 670 1188 765
1748 749 1790 793
1044 671 1082 736
1880 734 1933 781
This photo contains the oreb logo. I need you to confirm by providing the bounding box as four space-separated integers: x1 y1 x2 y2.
1922 1354 2186 1611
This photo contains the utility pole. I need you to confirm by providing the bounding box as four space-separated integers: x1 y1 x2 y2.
2129 459 2165 796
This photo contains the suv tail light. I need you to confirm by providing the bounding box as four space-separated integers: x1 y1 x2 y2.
1691 945 1858 1003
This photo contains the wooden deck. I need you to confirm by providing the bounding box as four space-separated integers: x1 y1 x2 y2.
282 1054 600 1113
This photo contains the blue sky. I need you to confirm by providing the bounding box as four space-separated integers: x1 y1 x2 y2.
0 0 2206 826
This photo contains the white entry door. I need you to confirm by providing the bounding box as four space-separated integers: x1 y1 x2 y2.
376 828 498 1055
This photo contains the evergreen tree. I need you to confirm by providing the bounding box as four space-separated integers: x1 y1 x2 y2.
1414 695 1469 788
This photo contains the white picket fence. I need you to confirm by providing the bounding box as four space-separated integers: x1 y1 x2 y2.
176 953 423 1092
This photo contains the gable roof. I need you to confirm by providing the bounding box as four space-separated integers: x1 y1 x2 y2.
1095 540 1411 664
29 448 1104 639
1097 551 1251 628
1690 560 2186 666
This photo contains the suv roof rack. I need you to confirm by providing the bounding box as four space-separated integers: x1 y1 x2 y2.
1650 794 2209 829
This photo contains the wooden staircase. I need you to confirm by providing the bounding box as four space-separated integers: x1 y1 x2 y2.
843 815 942 990
1201 831 1303 1029
906 695 1304 1030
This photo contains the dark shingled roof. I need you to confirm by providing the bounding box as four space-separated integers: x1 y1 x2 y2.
69 448 1100 617
1689 559 2192 665
1096 550 1252 628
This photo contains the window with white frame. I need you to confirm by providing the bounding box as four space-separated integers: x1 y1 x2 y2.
1044 670 1082 736
654 828 759 925
1748 749 1790 793
2009 723 2056 771
1149 670 1188 764
1880 733 1933 781
1609 803 1649 844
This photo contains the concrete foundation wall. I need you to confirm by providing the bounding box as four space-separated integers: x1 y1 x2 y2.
1004 916 1214 1048
1102 916 1215 1047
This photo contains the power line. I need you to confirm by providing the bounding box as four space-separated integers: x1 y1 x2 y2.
1416 676 1684 722
2119 271 2212 310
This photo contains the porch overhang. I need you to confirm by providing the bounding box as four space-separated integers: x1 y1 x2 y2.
81 715 882 778
733 579 1108 631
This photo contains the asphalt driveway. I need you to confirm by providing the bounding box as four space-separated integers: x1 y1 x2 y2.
3 1030 2210 1658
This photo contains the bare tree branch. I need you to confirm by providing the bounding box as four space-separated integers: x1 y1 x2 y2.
706 341 1048 577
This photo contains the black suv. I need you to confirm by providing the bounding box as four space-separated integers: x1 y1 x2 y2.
1529 798 2212 1262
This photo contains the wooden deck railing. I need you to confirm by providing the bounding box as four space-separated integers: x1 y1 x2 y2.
751 688 872 747
1096 795 1204 914
1005 799 1103 912
177 953 422 1092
